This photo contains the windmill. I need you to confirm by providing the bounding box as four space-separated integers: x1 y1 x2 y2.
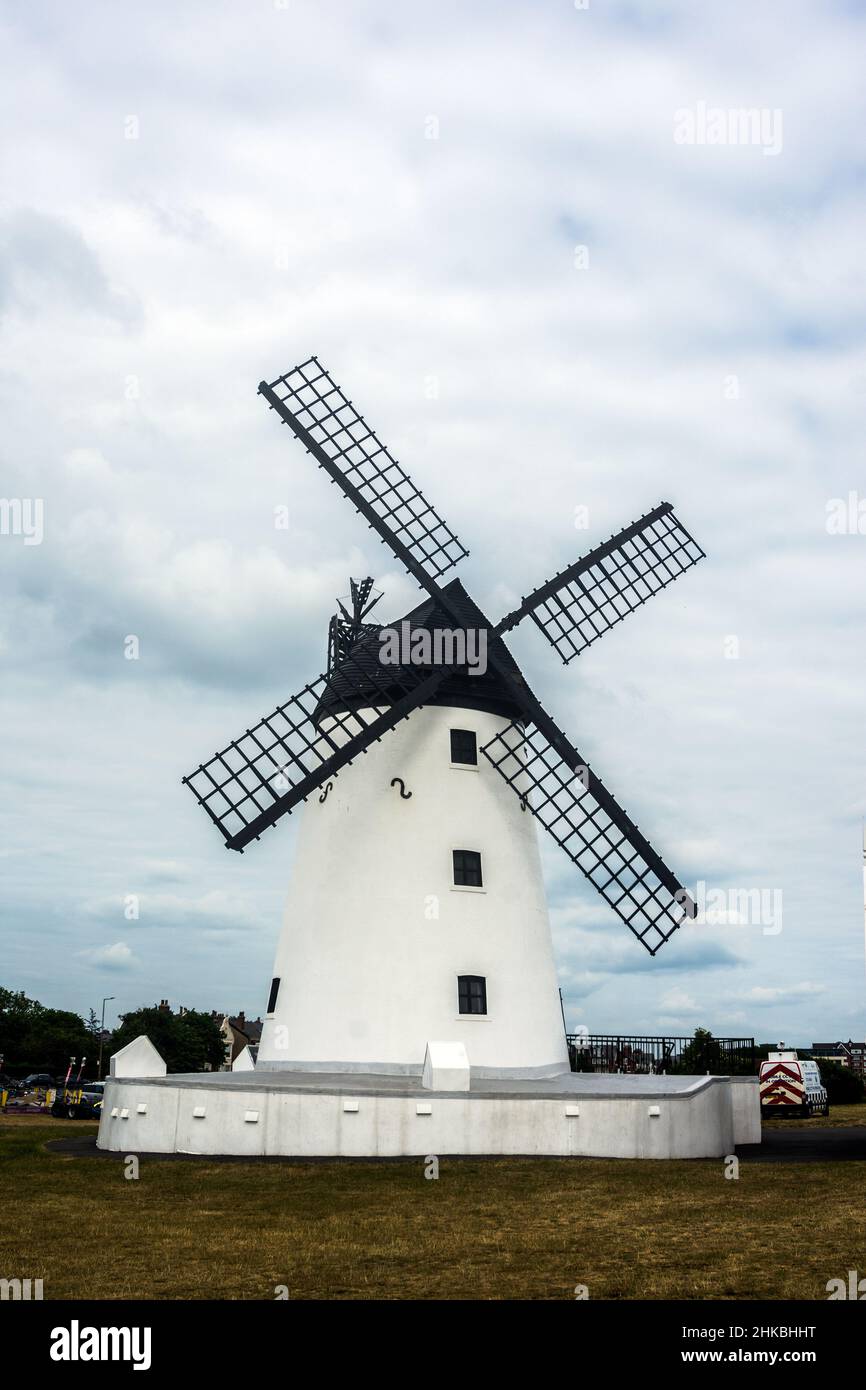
183 358 706 1078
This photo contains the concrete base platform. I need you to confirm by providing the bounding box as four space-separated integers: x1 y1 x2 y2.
97 1070 761 1159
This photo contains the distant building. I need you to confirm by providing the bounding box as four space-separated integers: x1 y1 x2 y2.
211 1011 263 1070
811 1040 866 1076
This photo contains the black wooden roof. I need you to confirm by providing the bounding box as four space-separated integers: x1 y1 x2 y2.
316 579 525 722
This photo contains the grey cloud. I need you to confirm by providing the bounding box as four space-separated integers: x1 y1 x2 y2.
0 209 141 325
1 0 864 1045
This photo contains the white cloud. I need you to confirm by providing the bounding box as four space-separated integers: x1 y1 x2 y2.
78 942 140 972
738 982 827 1007
657 988 702 1018
83 890 266 935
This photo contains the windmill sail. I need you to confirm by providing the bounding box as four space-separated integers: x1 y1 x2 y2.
184 643 454 851
480 718 695 955
498 502 705 663
259 358 469 584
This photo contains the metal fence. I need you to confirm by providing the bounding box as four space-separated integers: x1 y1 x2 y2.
566 1033 757 1076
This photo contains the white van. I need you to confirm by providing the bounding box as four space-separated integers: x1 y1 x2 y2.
759 1050 829 1118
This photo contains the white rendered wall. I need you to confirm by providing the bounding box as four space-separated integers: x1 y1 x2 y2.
256 704 569 1078
97 1077 735 1159
109 1035 166 1078
730 1076 762 1144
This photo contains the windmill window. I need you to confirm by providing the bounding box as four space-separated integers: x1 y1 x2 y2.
453 849 483 887
458 975 487 1015
450 728 478 766
267 977 281 1014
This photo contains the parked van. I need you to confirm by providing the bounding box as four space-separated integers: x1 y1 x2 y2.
759 1050 829 1118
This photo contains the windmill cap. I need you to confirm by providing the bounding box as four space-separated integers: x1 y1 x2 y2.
315 579 526 723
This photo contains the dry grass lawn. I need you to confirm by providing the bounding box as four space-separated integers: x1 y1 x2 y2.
1 1117 865 1300
763 1101 866 1130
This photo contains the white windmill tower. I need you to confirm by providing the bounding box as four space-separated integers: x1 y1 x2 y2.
256 578 569 1078
184 358 706 1084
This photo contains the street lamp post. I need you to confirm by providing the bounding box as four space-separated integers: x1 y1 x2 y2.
97 996 115 1081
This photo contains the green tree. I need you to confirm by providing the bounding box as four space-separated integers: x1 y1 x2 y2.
673 1027 726 1075
26 1009 92 1076
108 1005 225 1074
0 988 33 1067
0 987 91 1077
815 1059 865 1106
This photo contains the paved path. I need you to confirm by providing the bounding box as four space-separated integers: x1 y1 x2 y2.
738 1125 866 1162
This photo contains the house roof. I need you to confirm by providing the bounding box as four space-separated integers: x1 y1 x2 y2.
228 1015 263 1044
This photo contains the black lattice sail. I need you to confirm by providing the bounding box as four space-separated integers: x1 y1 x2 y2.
480 720 695 954
260 358 469 581
499 502 705 663
184 644 455 851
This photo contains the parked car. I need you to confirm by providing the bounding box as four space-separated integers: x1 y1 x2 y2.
21 1073 55 1090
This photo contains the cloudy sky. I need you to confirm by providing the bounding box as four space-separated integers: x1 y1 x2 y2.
2 0 865 1047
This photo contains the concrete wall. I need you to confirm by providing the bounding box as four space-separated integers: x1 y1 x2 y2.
98 1075 736 1159
257 705 569 1078
730 1075 761 1144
